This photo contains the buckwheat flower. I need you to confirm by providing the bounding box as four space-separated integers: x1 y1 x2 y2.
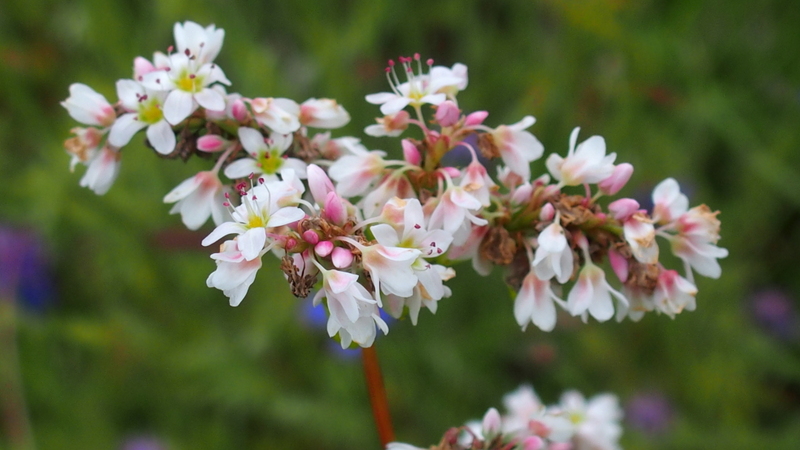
610 199 659 265
555 391 623 450
163 171 229 230
224 127 307 181
651 178 688 225
80 146 121 195
546 127 616 187
460 156 497 207
384 264 454 325
338 237 421 305
173 21 225 65
669 205 728 279
249 97 301 134
533 218 574 284
429 62 468 98
328 145 389 197
365 111 410 137
109 79 175 154
63 127 103 171
366 54 458 115
202 182 306 261
489 116 545 180
360 173 415 219
651 269 697 318
206 240 263 307
502 385 573 442
514 271 565 332
299 98 350 128
428 176 488 235
61 83 116 128
141 52 231 125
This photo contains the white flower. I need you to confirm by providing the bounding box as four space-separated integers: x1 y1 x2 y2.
651 178 688 224
339 237 421 306
364 111 410 137
328 144 388 197
546 127 616 187
490 116 545 180
173 21 225 65
79 146 121 195
163 171 230 230
670 205 728 279
533 220 574 284
365 55 461 115
61 83 116 128
299 98 350 128
567 261 627 322
206 240 263 307
514 271 564 332
141 52 231 125
201 182 306 260
652 269 697 317
249 97 301 134
109 79 175 154
224 127 307 181
555 391 623 450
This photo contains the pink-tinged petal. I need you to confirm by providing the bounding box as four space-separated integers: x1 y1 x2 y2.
223 158 260 179
465 110 488 126
365 92 397 104
197 134 228 152
608 248 629 283
108 113 147 147
62 83 115 126
370 224 400 247
449 188 482 210
380 96 412 115
307 164 335 205
315 241 334 257
195 87 226 112
599 163 633 195
326 269 359 295
163 90 196 125
416 266 445 301
608 198 640 221
147 120 176 154
331 247 354 269
239 228 267 261
115 79 143 110
267 206 305 228
201 222 247 246
133 57 156 79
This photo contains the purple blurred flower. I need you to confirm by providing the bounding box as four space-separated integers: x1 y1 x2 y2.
120 436 167 450
0 226 54 311
625 392 673 435
751 288 798 340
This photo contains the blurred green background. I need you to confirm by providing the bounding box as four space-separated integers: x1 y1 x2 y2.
1 0 799 449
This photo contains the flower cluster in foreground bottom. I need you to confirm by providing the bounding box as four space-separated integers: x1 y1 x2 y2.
390 384 622 450
61 21 728 350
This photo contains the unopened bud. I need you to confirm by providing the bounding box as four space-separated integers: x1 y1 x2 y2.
402 139 421 166
598 163 633 195
331 247 354 269
197 134 228 152
315 240 334 257
608 248 629 283
481 407 502 440
441 166 461 178
539 203 555 221
231 98 249 122
464 110 489 126
521 436 544 450
302 230 320 245
608 198 640 221
434 100 460 127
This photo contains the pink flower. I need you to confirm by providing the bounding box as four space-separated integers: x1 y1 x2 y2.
652 269 697 318
365 55 462 115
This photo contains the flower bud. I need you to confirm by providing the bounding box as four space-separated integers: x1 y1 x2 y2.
331 247 354 269
303 230 320 245
464 110 489 126
434 100 460 127
441 166 461 178
315 240 334 257
539 203 555 221
231 98 249 122
608 198 640 221
608 248 629 283
197 134 229 152
598 163 633 195
402 139 421 166
481 407 502 440
521 436 544 450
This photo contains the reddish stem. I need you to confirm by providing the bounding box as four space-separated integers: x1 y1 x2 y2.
362 345 395 447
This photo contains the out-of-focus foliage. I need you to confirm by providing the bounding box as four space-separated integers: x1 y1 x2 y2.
1 0 799 449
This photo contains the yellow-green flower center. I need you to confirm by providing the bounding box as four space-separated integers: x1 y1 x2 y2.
138 98 164 124
258 149 284 174
176 71 205 93
247 215 265 229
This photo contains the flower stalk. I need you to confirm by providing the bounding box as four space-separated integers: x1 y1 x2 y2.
362 344 395 447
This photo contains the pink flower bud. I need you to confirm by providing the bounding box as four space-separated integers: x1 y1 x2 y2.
608 248 629 283
598 163 633 195
481 407 502 440
434 100 460 127
197 134 228 152
521 436 544 450
402 139 421 166
510 183 534 205
302 230 320 245
315 240 334 257
285 238 297 250
133 56 156 79
441 166 461 178
539 203 555 221
331 247 354 269
608 198 640 221
323 191 347 225
464 110 489 126
231 98 249 122
307 164 335 205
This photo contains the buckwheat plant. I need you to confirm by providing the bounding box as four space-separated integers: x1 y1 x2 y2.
61 21 727 449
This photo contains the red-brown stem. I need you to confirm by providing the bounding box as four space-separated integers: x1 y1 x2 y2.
362 345 395 447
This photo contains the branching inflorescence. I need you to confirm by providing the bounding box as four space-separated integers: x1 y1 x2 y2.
61 21 728 449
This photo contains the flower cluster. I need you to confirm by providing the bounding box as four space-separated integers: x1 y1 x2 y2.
60 22 728 350
388 384 623 450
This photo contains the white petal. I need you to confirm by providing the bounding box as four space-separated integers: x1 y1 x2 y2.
163 90 197 125
147 120 176 154
195 87 226 111
108 113 147 147
116 79 144 110
239 228 267 261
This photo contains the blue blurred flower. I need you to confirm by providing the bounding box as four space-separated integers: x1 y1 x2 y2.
750 288 798 341
0 226 54 311
119 435 167 450
625 392 674 435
